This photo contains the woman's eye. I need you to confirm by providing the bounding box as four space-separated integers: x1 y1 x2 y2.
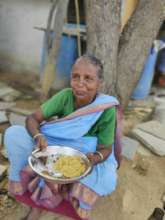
85 76 94 82
72 75 79 80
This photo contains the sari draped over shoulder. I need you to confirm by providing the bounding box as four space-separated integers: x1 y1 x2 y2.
4 93 122 219
40 94 119 153
40 94 120 194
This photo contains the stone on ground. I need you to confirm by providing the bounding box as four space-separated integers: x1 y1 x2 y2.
9 112 26 126
153 104 165 124
0 102 16 110
0 83 21 101
2 90 21 102
0 111 8 123
1 147 8 159
132 128 165 156
0 84 14 97
10 107 33 116
136 144 152 157
136 120 165 141
121 136 140 160
0 164 7 180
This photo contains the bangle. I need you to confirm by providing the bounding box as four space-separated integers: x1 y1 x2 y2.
33 133 43 140
95 151 104 161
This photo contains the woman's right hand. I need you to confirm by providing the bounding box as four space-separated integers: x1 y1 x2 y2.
35 135 48 151
26 109 48 151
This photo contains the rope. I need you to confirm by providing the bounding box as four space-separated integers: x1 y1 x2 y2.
74 0 82 56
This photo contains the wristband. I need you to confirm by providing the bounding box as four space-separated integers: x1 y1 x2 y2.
95 151 104 161
33 133 43 140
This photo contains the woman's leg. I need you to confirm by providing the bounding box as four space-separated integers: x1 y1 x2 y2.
4 125 34 194
70 160 117 219
69 183 98 219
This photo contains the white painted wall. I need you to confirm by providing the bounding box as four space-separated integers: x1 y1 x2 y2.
0 0 51 73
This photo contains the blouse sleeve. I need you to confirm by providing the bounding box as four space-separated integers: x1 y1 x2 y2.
41 88 70 119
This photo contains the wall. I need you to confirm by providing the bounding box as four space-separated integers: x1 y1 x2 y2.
0 0 51 74
0 0 136 74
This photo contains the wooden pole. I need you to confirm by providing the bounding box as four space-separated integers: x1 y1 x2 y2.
46 0 58 51
41 0 69 99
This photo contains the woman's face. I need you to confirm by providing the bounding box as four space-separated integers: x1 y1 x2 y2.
70 58 100 106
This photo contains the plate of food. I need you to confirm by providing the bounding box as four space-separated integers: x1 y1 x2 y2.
28 146 92 184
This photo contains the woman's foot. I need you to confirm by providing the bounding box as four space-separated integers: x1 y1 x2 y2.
22 208 42 220
8 181 24 195
71 197 90 219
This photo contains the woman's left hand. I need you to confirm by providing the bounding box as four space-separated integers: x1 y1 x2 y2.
86 152 100 166
86 153 95 165
87 147 112 166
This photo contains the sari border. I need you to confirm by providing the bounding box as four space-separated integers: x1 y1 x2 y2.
70 182 99 206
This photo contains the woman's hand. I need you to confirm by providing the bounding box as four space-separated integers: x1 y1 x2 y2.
35 135 48 151
86 147 112 166
86 152 100 166
26 109 48 151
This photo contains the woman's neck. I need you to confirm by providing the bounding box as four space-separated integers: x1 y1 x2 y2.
74 95 97 109
75 100 88 109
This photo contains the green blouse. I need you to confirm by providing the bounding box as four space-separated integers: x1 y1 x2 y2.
41 88 116 147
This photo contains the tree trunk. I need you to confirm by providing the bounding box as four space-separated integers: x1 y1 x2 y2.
117 0 163 107
86 0 164 108
85 0 121 95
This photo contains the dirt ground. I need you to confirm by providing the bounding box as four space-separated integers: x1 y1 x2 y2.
0 71 165 220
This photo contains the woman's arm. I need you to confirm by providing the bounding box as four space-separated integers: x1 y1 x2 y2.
26 108 48 150
86 108 116 166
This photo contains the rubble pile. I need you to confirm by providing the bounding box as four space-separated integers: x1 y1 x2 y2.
0 82 37 213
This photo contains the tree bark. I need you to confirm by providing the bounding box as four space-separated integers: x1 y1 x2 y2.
86 0 164 108
85 0 121 95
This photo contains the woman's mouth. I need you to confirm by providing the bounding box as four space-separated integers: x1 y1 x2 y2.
74 90 86 97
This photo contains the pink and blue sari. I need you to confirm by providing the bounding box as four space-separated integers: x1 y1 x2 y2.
4 94 122 220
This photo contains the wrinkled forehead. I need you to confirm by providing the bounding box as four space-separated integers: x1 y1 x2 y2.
74 57 90 66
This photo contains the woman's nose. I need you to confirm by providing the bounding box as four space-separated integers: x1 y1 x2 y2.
78 78 85 86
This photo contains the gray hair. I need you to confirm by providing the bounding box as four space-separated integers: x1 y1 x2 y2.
77 54 104 80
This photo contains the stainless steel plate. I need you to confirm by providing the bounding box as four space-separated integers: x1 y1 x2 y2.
28 146 92 184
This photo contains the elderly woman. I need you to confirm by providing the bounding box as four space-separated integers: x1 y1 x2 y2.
4 54 122 220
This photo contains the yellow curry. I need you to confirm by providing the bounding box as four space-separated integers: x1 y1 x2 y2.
53 155 86 178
